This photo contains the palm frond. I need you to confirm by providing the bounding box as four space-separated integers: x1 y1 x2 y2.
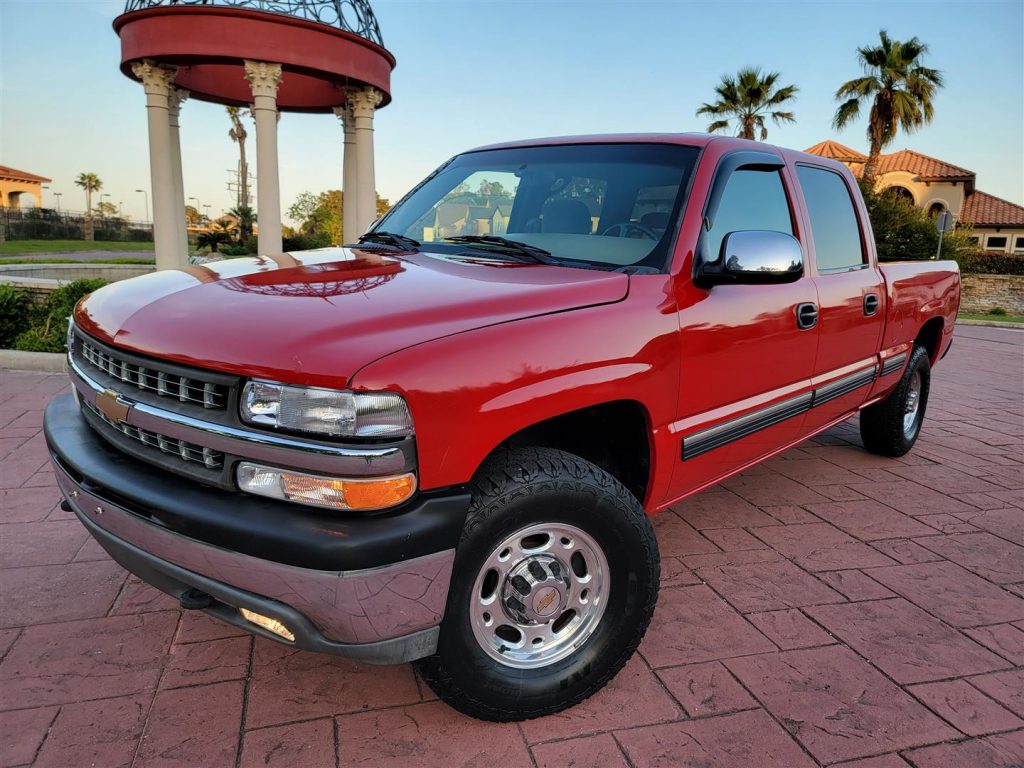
705 119 731 134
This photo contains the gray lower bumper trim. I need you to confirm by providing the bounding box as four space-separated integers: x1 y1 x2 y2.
78 508 439 664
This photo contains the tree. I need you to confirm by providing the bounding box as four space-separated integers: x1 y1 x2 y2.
833 30 944 185
184 205 209 228
75 172 102 240
227 107 251 209
696 68 798 141
288 191 393 245
477 179 509 198
93 201 118 219
229 205 255 243
197 222 234 254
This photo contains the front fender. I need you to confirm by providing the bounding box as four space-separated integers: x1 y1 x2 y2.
349 277 681 498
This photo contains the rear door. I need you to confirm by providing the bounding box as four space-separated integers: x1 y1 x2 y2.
796 164 886 429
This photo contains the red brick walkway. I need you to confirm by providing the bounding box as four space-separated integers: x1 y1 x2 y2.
1 326 1022 768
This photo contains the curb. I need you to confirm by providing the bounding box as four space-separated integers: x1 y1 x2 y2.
0 349 67 373
956 319 1024 329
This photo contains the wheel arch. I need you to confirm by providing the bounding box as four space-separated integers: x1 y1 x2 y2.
915 316 945 364
476 399 654 507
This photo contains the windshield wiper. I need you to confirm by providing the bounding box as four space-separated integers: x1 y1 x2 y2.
352 231 421 251
443 235 559 265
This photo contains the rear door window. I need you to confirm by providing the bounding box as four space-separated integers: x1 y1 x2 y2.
797 165 866 272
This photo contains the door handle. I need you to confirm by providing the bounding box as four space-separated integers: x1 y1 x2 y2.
863 293 880 316
796 302 818 330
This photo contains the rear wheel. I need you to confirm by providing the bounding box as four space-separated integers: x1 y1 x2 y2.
860 344 931 457
416 447 659 722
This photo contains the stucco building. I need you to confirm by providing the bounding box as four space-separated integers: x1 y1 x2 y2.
0 165 51 209
805 141 1024 254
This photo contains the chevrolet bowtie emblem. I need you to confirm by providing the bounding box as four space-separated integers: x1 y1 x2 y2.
96 388 132 424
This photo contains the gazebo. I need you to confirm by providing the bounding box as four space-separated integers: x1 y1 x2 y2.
114 0 395 269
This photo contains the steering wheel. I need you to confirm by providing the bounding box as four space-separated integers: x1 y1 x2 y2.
600 222 659 240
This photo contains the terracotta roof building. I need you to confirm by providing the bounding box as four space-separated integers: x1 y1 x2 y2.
805 142 1024 253
0 165 52 209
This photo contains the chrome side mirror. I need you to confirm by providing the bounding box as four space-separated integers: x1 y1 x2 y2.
696 230 803 287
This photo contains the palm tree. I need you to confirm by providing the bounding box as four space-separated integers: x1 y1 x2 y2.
696 68 798 141
833 30 944 185
227 107 250 209
229 205 256 243
75 172 102 241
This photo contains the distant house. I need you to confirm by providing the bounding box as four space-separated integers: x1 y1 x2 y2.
421 202 512 241
805 141 1024 254
0 165 51 209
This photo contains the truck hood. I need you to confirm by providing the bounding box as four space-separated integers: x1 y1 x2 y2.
75 248 629 388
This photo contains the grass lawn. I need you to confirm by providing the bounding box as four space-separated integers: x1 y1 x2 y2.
0 240 154 254
959 312 1024 324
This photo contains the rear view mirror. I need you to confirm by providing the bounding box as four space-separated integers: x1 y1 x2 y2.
696 230 803 287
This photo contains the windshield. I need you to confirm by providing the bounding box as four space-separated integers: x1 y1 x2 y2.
374 143 700 270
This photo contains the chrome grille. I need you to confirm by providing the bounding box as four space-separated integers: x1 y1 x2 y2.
81 340 227 410
81 398 224 470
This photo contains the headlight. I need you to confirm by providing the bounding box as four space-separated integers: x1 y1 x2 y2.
237 462 417 511
240 380 413 438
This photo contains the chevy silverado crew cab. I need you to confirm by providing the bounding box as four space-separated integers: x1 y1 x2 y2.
46 134 960 721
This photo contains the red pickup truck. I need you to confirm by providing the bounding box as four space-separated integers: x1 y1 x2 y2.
46 134 960 721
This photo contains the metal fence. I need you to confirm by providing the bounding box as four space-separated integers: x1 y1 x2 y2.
121 0 384 45
0 207 154 243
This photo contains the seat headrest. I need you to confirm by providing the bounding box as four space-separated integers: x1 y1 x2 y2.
640 211 670 230
542 199 592 234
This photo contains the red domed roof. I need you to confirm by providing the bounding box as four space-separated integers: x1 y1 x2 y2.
114 0 395 112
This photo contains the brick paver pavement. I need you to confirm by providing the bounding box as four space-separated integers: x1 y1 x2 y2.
1 325 1021 767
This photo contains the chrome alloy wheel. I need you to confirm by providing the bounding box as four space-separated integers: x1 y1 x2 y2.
469 522 610 669
904 369 923 437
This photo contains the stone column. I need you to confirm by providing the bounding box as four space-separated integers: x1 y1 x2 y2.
244 60 284 255
132 60 180 270
332 104 358 244
348 87 383 236
168 87 189 261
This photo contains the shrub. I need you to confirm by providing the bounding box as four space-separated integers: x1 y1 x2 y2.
859 181 983 265
128 228 153 242
954 250 1024 275
282 232 331 252
14 278 107 353
217 244 250 257
0 285 31 348
14 326 66 353
989 306 1008 316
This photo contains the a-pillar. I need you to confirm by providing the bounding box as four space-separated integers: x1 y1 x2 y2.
168 87 189 261
332 104 358 243
244 60 283 255
348 87 383 236
131 60 181 270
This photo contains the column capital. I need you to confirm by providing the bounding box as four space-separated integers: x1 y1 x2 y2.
168 87 189 119
332 104 355 133
131 59 177 97
243 60 283 99
346 87 383 119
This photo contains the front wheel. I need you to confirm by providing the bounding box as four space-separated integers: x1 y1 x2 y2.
860 344 931 456
416 447 659 721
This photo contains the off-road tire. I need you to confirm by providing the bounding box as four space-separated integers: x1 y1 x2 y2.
415 447 659 722
860 344 931 457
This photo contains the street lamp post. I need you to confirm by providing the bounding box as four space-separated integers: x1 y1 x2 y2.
135 189 149 225
188 196 201 226
54 192 63 213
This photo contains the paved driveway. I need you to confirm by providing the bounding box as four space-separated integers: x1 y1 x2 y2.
1 326 1021 768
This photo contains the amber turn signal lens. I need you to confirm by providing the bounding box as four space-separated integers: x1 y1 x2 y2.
236 461 417 511
240 609 296 642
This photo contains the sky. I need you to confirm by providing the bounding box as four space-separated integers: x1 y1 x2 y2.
1 0 1022 224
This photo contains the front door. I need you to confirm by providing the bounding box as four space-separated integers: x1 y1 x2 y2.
666 159 820 502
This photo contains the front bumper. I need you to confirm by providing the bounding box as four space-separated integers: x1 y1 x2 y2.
46 393 470 663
